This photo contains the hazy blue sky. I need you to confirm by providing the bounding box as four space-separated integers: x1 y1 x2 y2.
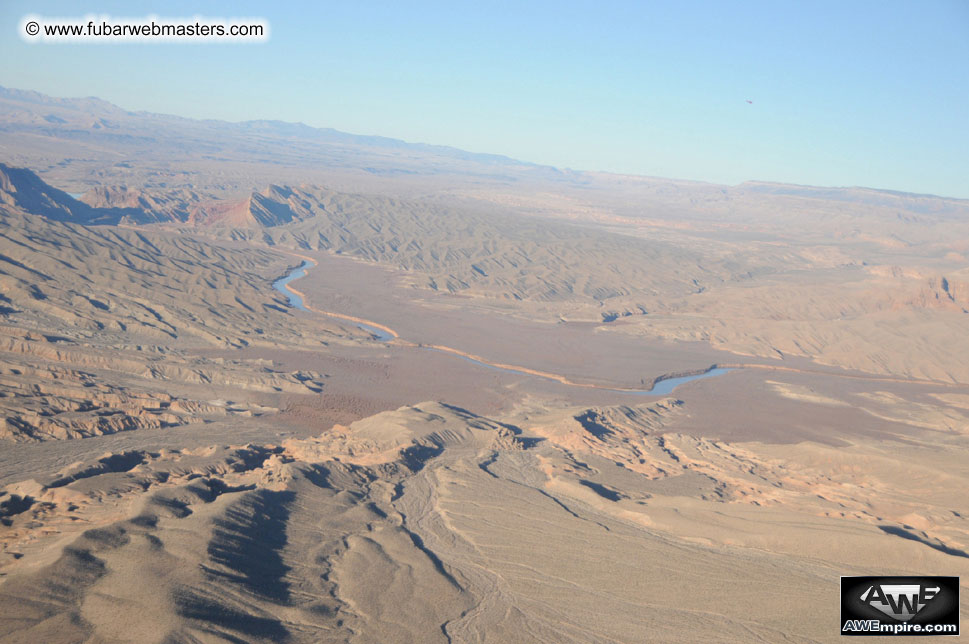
2 0 967 197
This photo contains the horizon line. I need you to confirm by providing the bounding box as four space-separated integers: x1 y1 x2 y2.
2 83 966 203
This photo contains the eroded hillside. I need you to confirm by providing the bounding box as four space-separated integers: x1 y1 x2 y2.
0 179 341 442
2 394 967 643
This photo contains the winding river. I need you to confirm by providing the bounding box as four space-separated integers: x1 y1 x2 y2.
272 261 312 311
273 260 729 395
273 260 395 342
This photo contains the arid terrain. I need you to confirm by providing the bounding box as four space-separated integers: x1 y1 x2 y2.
1 86 967 643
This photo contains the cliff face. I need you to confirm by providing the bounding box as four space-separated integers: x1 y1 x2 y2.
80 185 203 224
0 162 101 223
73 182 320 229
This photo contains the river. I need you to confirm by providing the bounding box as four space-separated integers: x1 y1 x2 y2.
272 261 729 394
273 261 394 341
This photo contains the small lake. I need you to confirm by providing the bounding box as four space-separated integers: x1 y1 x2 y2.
633 368 730 395
433 347 729 395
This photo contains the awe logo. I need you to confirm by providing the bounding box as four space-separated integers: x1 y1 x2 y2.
841 576 960 637
860 584 940 621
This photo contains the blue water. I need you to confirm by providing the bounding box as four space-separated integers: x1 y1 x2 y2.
634 368 730 395
272 261 312 311
357 324 394 342
273 261 393 342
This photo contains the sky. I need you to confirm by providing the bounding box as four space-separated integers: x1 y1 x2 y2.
1 0 967 198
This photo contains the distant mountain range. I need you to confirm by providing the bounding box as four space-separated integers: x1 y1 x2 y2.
1 84 967 241
5 85 966 206
0 85 569 196
0 85 530 166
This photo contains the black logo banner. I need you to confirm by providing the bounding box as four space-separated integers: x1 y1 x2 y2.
841 576 959 637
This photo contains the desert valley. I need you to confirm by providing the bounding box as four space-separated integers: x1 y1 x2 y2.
0 85 967 643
